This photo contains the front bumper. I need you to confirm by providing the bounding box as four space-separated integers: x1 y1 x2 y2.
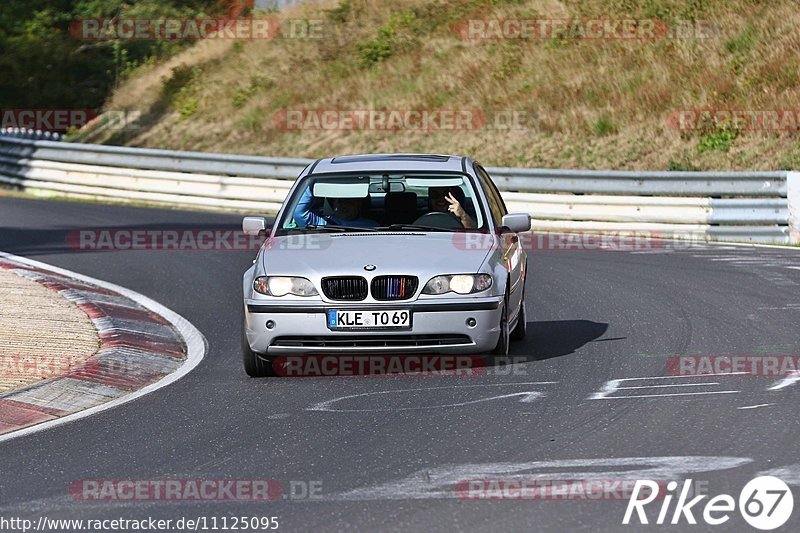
243 298 503 355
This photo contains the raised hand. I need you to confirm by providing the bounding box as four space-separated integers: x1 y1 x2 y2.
445 192 476 228
445 192 466 218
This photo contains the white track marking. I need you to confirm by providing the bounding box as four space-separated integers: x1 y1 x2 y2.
737 404 776 410
757 304 800 310
616 383 721 390
622 372 747 379
307 382 556 412
589 374 744 400
707 257 765 261
768 371 800 391
629 250 675 254
328 456 753 501
0 251 207 444
698 241 800 252
758 464 800 486
596 391 739 400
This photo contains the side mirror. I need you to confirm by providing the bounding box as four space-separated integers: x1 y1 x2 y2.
501 213 531 233
242 216 267 236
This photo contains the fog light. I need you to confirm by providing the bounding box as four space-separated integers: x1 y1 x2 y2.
466 317 477 328
266 320 275 330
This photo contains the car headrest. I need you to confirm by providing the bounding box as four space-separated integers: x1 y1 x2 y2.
384 191 418 224
385 191 417 210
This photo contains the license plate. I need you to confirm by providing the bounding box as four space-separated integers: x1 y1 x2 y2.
327 309 411 329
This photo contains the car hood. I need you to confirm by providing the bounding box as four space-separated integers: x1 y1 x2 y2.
258 232 494 280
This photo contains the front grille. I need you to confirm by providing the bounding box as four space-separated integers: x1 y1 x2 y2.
271 334 471 348
321 276 368 301
371 275 418 301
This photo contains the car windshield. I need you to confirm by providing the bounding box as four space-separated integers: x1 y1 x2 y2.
276 173 487 233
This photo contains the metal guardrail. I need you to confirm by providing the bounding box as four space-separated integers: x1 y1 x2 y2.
0 135 797 243
491 167 787 196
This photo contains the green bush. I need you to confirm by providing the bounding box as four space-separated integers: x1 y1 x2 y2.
725 25 759 55
232 75 274 108
356 10 432 67
325 2 353 24
0 0 224 109
163 64 202 120
593 115 618 136
357 34 394 67
697 129 738 154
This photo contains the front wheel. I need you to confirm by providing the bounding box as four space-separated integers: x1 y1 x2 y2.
491 293 510 357
242 316 274 377
510 288 527 341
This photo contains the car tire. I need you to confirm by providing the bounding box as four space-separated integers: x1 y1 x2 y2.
491 292 510 357
510 288 527 341
242 316 275 377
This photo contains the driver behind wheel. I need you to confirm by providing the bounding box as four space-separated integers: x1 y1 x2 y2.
427 186 476 228
293 187 379 228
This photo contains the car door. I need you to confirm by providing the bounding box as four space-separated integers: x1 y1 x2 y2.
474 164 525 319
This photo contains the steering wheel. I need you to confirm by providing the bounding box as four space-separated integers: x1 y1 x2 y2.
413 212 464 229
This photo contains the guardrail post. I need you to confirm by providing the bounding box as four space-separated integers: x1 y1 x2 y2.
789 171 800 244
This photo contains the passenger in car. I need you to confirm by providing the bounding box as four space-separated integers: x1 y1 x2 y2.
293 187 379 227
428 186 477 228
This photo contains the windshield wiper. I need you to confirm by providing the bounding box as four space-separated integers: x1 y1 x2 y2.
306 224 380 232
377 224 451 232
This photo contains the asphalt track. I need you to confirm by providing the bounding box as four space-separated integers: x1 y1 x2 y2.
0 196 798 532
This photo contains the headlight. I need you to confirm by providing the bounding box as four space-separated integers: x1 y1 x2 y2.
422 274 493 295
253 276 318 297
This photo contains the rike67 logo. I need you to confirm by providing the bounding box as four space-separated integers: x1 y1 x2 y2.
624 476 794 530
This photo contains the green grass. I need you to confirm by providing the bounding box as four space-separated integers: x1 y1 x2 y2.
697 129 738 154
102 0 800 171
593 115 618 137
725 25 759 55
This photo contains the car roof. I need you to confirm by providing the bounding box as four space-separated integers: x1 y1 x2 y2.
307 153 472 175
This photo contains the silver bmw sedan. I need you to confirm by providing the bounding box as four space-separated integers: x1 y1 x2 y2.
241 154 530 376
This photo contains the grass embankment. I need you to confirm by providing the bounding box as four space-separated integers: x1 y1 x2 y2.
90 0 800 170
